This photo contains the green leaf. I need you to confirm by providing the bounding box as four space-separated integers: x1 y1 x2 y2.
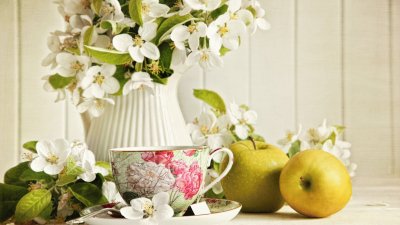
85 46 132 65
69 183 108 207
20 169 54 184
4 162 30 186
38 202 52 220
323 131 337 145
251 134 265 142
159 42 173 69
220 46 230 56
129 0 143 26
92 0 103 15
100 20 130 35
210 4 228 20
56 174 78 187
288 140 301 158
154 14 194 45
95 161 112 176
0 183 28 222
15 189 51 223
48 74 75 89
23 141 38 153
83 26 95 46
66 157 85 177
193 89 226 113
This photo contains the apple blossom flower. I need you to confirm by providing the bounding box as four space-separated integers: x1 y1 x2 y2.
81 64 119 98
174 0 192 16
77 97 115 117
120 192 174 223
42 35 62 69
99 0 125 22
112 22 159 62
42 75 66 102
102 181 124 203
171 22 207 51
183 0 221 11
171 45 187 68
228 103 257 140
31 139 71 175
69 14 92 35
207 13 246 51
55 52 90 79
123 71 154 95
62 0 92 16
277 125 304 153
141 0 170 22
186 47 223 70
244 0 271 34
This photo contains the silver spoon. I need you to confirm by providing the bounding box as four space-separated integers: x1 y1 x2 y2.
66 202 126 224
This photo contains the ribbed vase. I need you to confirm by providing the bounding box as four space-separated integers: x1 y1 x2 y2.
84 73 193 161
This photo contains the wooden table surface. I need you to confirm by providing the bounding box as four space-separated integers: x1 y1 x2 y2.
230 177 400 225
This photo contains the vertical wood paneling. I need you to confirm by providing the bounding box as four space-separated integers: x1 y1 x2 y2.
296 0 343 127
250 0 296 143
344 0 392 176
178 66 203 122
67 103 85 141
392 0 400 176
0 0 18 180
20 0 66 145
205 35 250 105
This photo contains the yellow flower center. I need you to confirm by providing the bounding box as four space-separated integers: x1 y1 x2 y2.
134 36 144 46
210 126 220 134
218 25 229 37
188 24 197 34
94 99 105 109
143 203 154 218
230 13 238 20
71 61 84 73
142 3 150 14
200 52 209 62
101 3 115 15
200 125 209 135
94 73 105 85
81 0 91 9
148 61 161 75
46 154 59 165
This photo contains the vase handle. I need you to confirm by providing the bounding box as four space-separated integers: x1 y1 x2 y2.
200 147 234 195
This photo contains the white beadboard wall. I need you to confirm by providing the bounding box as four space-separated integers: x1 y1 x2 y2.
0 0 399 179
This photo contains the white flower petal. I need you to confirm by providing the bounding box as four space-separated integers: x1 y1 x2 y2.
131 198 152 212
153 204 174 220
30 157 47 172
36 140 53 158
244 110 257 124
141 42 160 60
113 34 134 52
152 192 170 207
102 77 120 94
171 25 190 42
148 3 170 18
129 46 145 62
139 22 158 41
102 64 117 77
185 51 201 66
188 34 200 51
222 38 239 50
44 164 64 175
205 0 221 11
91 84 106 98
235 124 249 140
123 80 134 95
120 207 143 220
208 51 223 68
256 18 271 30
228 0 241 12
77 100 92 113
81 75 94 89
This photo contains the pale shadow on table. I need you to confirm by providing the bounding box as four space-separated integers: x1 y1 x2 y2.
240 212 322 220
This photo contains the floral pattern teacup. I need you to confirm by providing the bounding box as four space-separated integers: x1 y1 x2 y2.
109 146 233 216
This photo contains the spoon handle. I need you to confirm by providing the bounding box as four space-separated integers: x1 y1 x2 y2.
66 208 119 224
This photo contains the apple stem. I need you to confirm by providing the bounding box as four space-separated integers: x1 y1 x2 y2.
249 136 257 150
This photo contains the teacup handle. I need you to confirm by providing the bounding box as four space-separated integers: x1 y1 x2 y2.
200 147 234 195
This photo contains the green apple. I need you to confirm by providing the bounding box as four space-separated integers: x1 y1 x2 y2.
220 140 289 212
279 149 352 218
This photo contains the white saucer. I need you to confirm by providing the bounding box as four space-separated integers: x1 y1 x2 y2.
86 198 242 225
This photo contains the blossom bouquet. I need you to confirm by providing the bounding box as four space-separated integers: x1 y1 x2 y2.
188 90 357 198
0 139 120 224
43 0 269 117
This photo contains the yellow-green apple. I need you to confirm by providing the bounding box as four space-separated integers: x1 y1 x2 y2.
279 149 352 217
220 140 289 212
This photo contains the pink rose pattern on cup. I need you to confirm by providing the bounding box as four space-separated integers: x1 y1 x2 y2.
123 150 203 200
